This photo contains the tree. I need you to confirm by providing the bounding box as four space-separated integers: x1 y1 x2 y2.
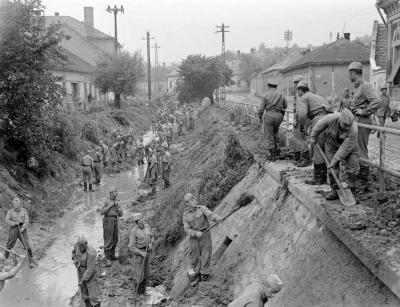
95 50 145 108
177 55 232 104
0 0 65 174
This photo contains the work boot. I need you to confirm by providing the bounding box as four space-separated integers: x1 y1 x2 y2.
296 151 311 167
305 164 327 185
294 151 301 162
267 149 277 162
325 189 339 200
83 182 88 192
84 300 92 307
89 184 94 192
358 165 371 193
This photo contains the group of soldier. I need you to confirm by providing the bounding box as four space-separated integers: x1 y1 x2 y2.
258 61 395 200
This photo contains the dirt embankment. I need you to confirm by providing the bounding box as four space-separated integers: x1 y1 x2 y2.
0 100 154 261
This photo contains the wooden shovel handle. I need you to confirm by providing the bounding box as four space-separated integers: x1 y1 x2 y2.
315 144 343 189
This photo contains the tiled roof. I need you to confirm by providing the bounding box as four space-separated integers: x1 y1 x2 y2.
261 52 303 75
45 16 113 40
56 48 96 73
375 23 388 68
281 38 370 73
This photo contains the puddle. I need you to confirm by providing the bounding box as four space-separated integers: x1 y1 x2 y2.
0 132 155 307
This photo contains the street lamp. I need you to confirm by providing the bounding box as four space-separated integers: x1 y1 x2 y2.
106 5 124 52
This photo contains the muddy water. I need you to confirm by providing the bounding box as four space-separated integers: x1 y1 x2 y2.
0 134 154 307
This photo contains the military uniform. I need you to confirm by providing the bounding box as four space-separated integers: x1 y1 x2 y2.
81 154 94 192
100 201 123 260
93 151 102 185
311 113 360 196
257 89 287 157
161 150 172 188
5 207 32 260
348 62 381 186
72 244 101 307
296 85 333 184
376 93 391 129
183 206 220 277
128 224 152 292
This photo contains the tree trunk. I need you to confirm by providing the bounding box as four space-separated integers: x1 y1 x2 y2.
115 93 121 108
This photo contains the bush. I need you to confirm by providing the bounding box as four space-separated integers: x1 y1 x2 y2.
111 111 130 126
81 120 100 143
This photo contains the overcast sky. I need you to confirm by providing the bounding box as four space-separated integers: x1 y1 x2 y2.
43 0 382 64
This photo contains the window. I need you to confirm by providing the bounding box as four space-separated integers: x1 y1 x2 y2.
237 79 241 88
72 83 78 101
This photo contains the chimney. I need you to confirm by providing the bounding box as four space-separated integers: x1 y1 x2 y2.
84 7 94 28
344 33 350 40
55 12 59 16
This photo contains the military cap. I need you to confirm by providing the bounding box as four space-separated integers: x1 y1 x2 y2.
380 85 388 90
293 75 303 83
266 274 283 293
267 78 279 87
161 142 169 149
77 236 88 246
297 81 309 90
348 62 362 71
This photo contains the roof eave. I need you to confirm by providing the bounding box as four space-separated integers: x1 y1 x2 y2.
281 60 370 73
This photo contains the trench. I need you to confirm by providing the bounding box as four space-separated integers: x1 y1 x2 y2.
0 131 165 307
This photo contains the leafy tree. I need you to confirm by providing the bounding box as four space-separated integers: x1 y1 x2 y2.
95 50 145 108
0 0 65 175
177 55 232 104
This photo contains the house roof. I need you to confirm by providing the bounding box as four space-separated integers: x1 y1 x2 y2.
55 48 96 73
168 69 180 78
261 52 303 75
281 38 370 73
375 23 388 68
45 16 114 40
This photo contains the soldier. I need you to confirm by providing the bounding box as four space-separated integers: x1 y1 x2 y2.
93 147 102 185
100 187 123 267
161 142 172 188
297 81 333 185
183 193 222 286
136 141 145 166
82 150 94 192
376 85 391 138
5 198 34 265
0 253 26 292
99 140 109 168
228 274 283 307
348 62 381 190
72 237 101 307
128 213 153 295
310 109 360 200
257 79 287 160
290 76 310 166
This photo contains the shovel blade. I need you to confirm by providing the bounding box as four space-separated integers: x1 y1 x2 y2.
338 187 356 207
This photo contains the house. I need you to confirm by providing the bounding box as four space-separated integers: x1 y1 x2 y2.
250 52 304 98
45 7 117 111
370 20 388 91
225 59 249 93
376 0 400 102
280 35 371 101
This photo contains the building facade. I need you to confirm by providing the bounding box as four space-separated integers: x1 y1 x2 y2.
46 7 117 112
225 59 250 93
281 37 370 102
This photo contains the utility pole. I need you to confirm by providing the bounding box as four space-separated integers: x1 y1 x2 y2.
142 32 154 101
216 23 230 101
284 29 293 55
106 5 124 53
152 43 160 97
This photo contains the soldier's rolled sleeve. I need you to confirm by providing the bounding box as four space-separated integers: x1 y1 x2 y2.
183 215 197 237
5 210 15 227
22 209 29 228
362 84 381 116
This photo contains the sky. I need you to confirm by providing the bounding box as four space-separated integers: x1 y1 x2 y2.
42 0 383 64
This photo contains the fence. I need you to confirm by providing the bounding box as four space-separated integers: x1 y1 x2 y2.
222 96 400 193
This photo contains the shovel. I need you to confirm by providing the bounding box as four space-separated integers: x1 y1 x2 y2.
204 193 255 234
0 245 24 258
315 144 356 207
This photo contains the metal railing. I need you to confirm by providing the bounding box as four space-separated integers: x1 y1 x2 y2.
223 97 400 192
